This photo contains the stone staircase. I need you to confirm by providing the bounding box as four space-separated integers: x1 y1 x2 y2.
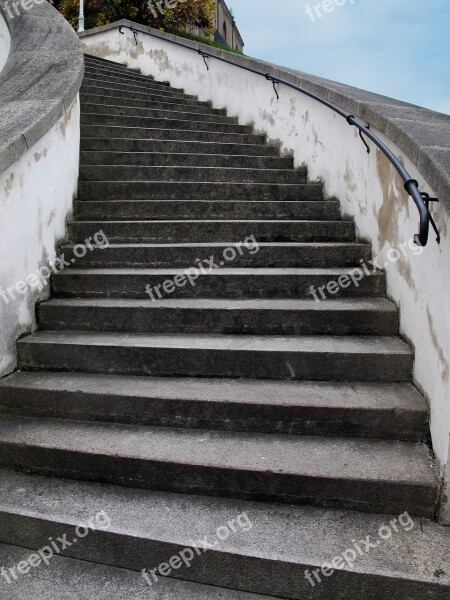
0 54 448 599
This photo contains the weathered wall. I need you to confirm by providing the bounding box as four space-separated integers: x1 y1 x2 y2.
0 3 83 377
81 20 450 521
0 10 10 71
0 99 80 376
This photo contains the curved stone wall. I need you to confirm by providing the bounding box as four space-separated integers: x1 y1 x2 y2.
81 19 450 522
0 9 10 71
0 3 84 379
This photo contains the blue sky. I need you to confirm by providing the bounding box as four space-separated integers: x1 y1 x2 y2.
229 0 450 114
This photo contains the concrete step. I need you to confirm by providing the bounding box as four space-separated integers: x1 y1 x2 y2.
0 417 436 514
77 181 323 201
81 70 178 91
37 298 397 336
84 65 170 86
58 242 370 268
17 331 413 382
0 371 427 439
81 76 186 97
80 137 277 155
81 102 237 124
67 219 354 243
80 125 266 145
81 83 210 106
0 542 273 600
73 200 341 221
0 470 447 599
79 165 307 185
80 92 224 113
84 54 153 73
61 243 370 268
51 267 387 299
81 112 252 134
80 150 294 169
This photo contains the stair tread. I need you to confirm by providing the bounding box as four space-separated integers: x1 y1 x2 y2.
0 469 446 583
41 297 395 311
17 330 410 353
0 416 435 485
62 242 363 248
0 542 268 599
54 266 382 274
0 371 426 412
70 219 346 224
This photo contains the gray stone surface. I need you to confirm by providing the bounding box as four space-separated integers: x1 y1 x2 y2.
0 542 272 599
58 241 370 268
73 199 341 221
0 371 427 439
51 267 387 298
0 415 438 514
0 3 84 174
37 297 396 336
0 470 448 599
16 330 412 381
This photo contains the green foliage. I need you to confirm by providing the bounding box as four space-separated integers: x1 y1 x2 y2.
174 29 244 55
58 0 216 35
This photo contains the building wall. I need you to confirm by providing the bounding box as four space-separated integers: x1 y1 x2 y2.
214 0 244 52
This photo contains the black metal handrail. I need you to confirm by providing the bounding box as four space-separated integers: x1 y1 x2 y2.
118 24 440 247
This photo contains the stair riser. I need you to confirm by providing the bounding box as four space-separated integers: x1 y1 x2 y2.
81 113 252 134
73 201 341 221
81 138 276 155
80 126 265 145
80 152 294 170
38 304 398 336
79 165 307 185
0 443 430 516
80 93 223 113
67 221 354 243
82 76 185 96
84 57 154 74
81 87 210 107
80 83 197 103
0 384 424 440
58 245 371 268
0 512 444 600
52 272 386 299
17 341 412 382
77 181 322 201
83 67 168 86
81 103 236 124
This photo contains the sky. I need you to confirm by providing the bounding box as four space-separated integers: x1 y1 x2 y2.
229 0 450 115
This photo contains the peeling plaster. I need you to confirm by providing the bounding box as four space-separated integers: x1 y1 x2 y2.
427 307 450 384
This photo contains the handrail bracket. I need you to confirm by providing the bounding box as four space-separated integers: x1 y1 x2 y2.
198 50 210 71
265 74 280 100
421 193 441 244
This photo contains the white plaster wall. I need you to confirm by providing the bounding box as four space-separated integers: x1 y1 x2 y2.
82 28 450 520
0 97 80 376
0 10 11 72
